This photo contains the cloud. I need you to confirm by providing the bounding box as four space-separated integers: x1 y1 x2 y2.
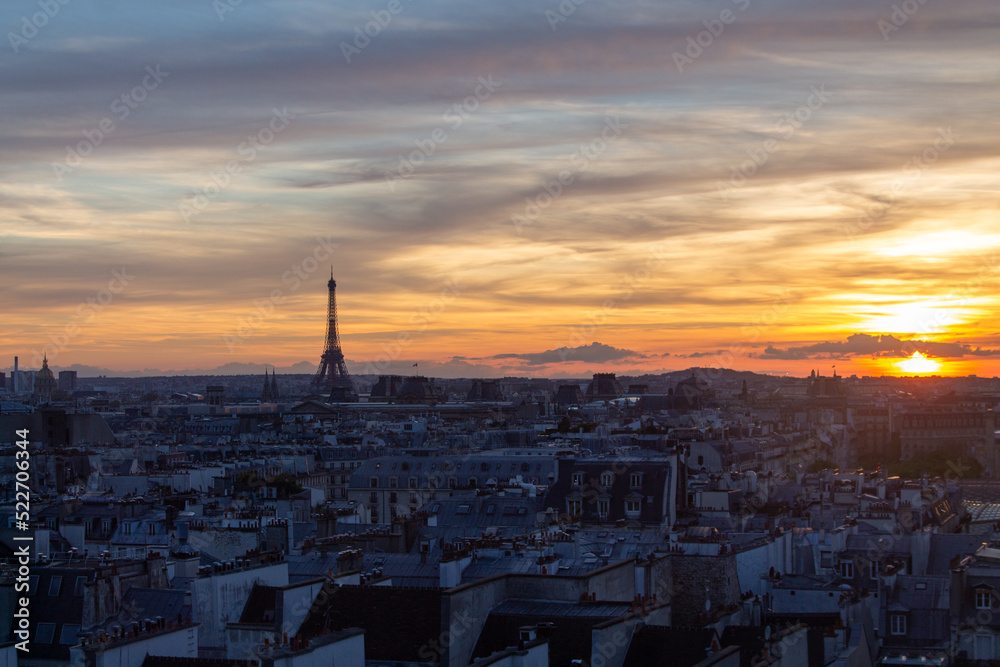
489 342 644 365
1 1 999 374
756 333 1000 360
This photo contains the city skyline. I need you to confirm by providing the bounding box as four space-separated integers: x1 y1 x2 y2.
2 1 999 379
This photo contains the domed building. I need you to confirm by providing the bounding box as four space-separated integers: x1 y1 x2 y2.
34 354 56 402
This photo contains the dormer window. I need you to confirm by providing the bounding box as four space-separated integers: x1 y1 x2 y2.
597 499 610 519
976 587 994 610
567 500 581 516
572 473 583 487
601 472 614 488
890 614 906 636
630 472 643 488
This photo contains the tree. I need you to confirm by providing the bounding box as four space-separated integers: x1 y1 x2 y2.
807 459 837 473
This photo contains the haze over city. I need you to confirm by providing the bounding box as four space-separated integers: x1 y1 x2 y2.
2 0 999 379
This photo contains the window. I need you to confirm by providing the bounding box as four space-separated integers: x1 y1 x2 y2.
409 477 417 489
890 614 906 636
839 561 854 579
601 472 614 488
977 635 994 660
409 493 418 504
74 576 87 597
626 500 641 514
369 492 378 504
48 576 63 596
567 500 581 516
456 504 471 515
976 588 993 610
59 624 81 645
572 473 583 487
449 477 458 489
390 477 398 489
630 472 643 488
486 504 497 515
870 561 880 580
389 492 397 504
35 623 56 644
598 499 610 518
370 477 379 488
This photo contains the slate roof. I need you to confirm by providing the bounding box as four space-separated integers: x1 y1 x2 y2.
491 599 633 618
622 626 719 667
237 584 279 625
142 658 255 667
120 588 189 625
297 583 443 662
352 454 558 489
473 599 634 667
884 575 951 646
544 456 674 524
927 534 988 574
23 565 90 662
426 494 545 531
461 557 537 582
362 552 440 587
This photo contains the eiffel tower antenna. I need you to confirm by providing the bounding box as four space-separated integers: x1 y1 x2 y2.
310 266 357 401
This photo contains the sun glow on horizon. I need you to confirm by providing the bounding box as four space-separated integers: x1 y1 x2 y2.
896 351 942 375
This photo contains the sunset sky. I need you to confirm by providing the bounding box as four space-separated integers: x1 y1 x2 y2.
1 0 998 378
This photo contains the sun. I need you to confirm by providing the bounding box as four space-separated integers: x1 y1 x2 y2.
895 351 942 375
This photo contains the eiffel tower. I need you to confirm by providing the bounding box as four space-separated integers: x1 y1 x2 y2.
311 269 358 401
